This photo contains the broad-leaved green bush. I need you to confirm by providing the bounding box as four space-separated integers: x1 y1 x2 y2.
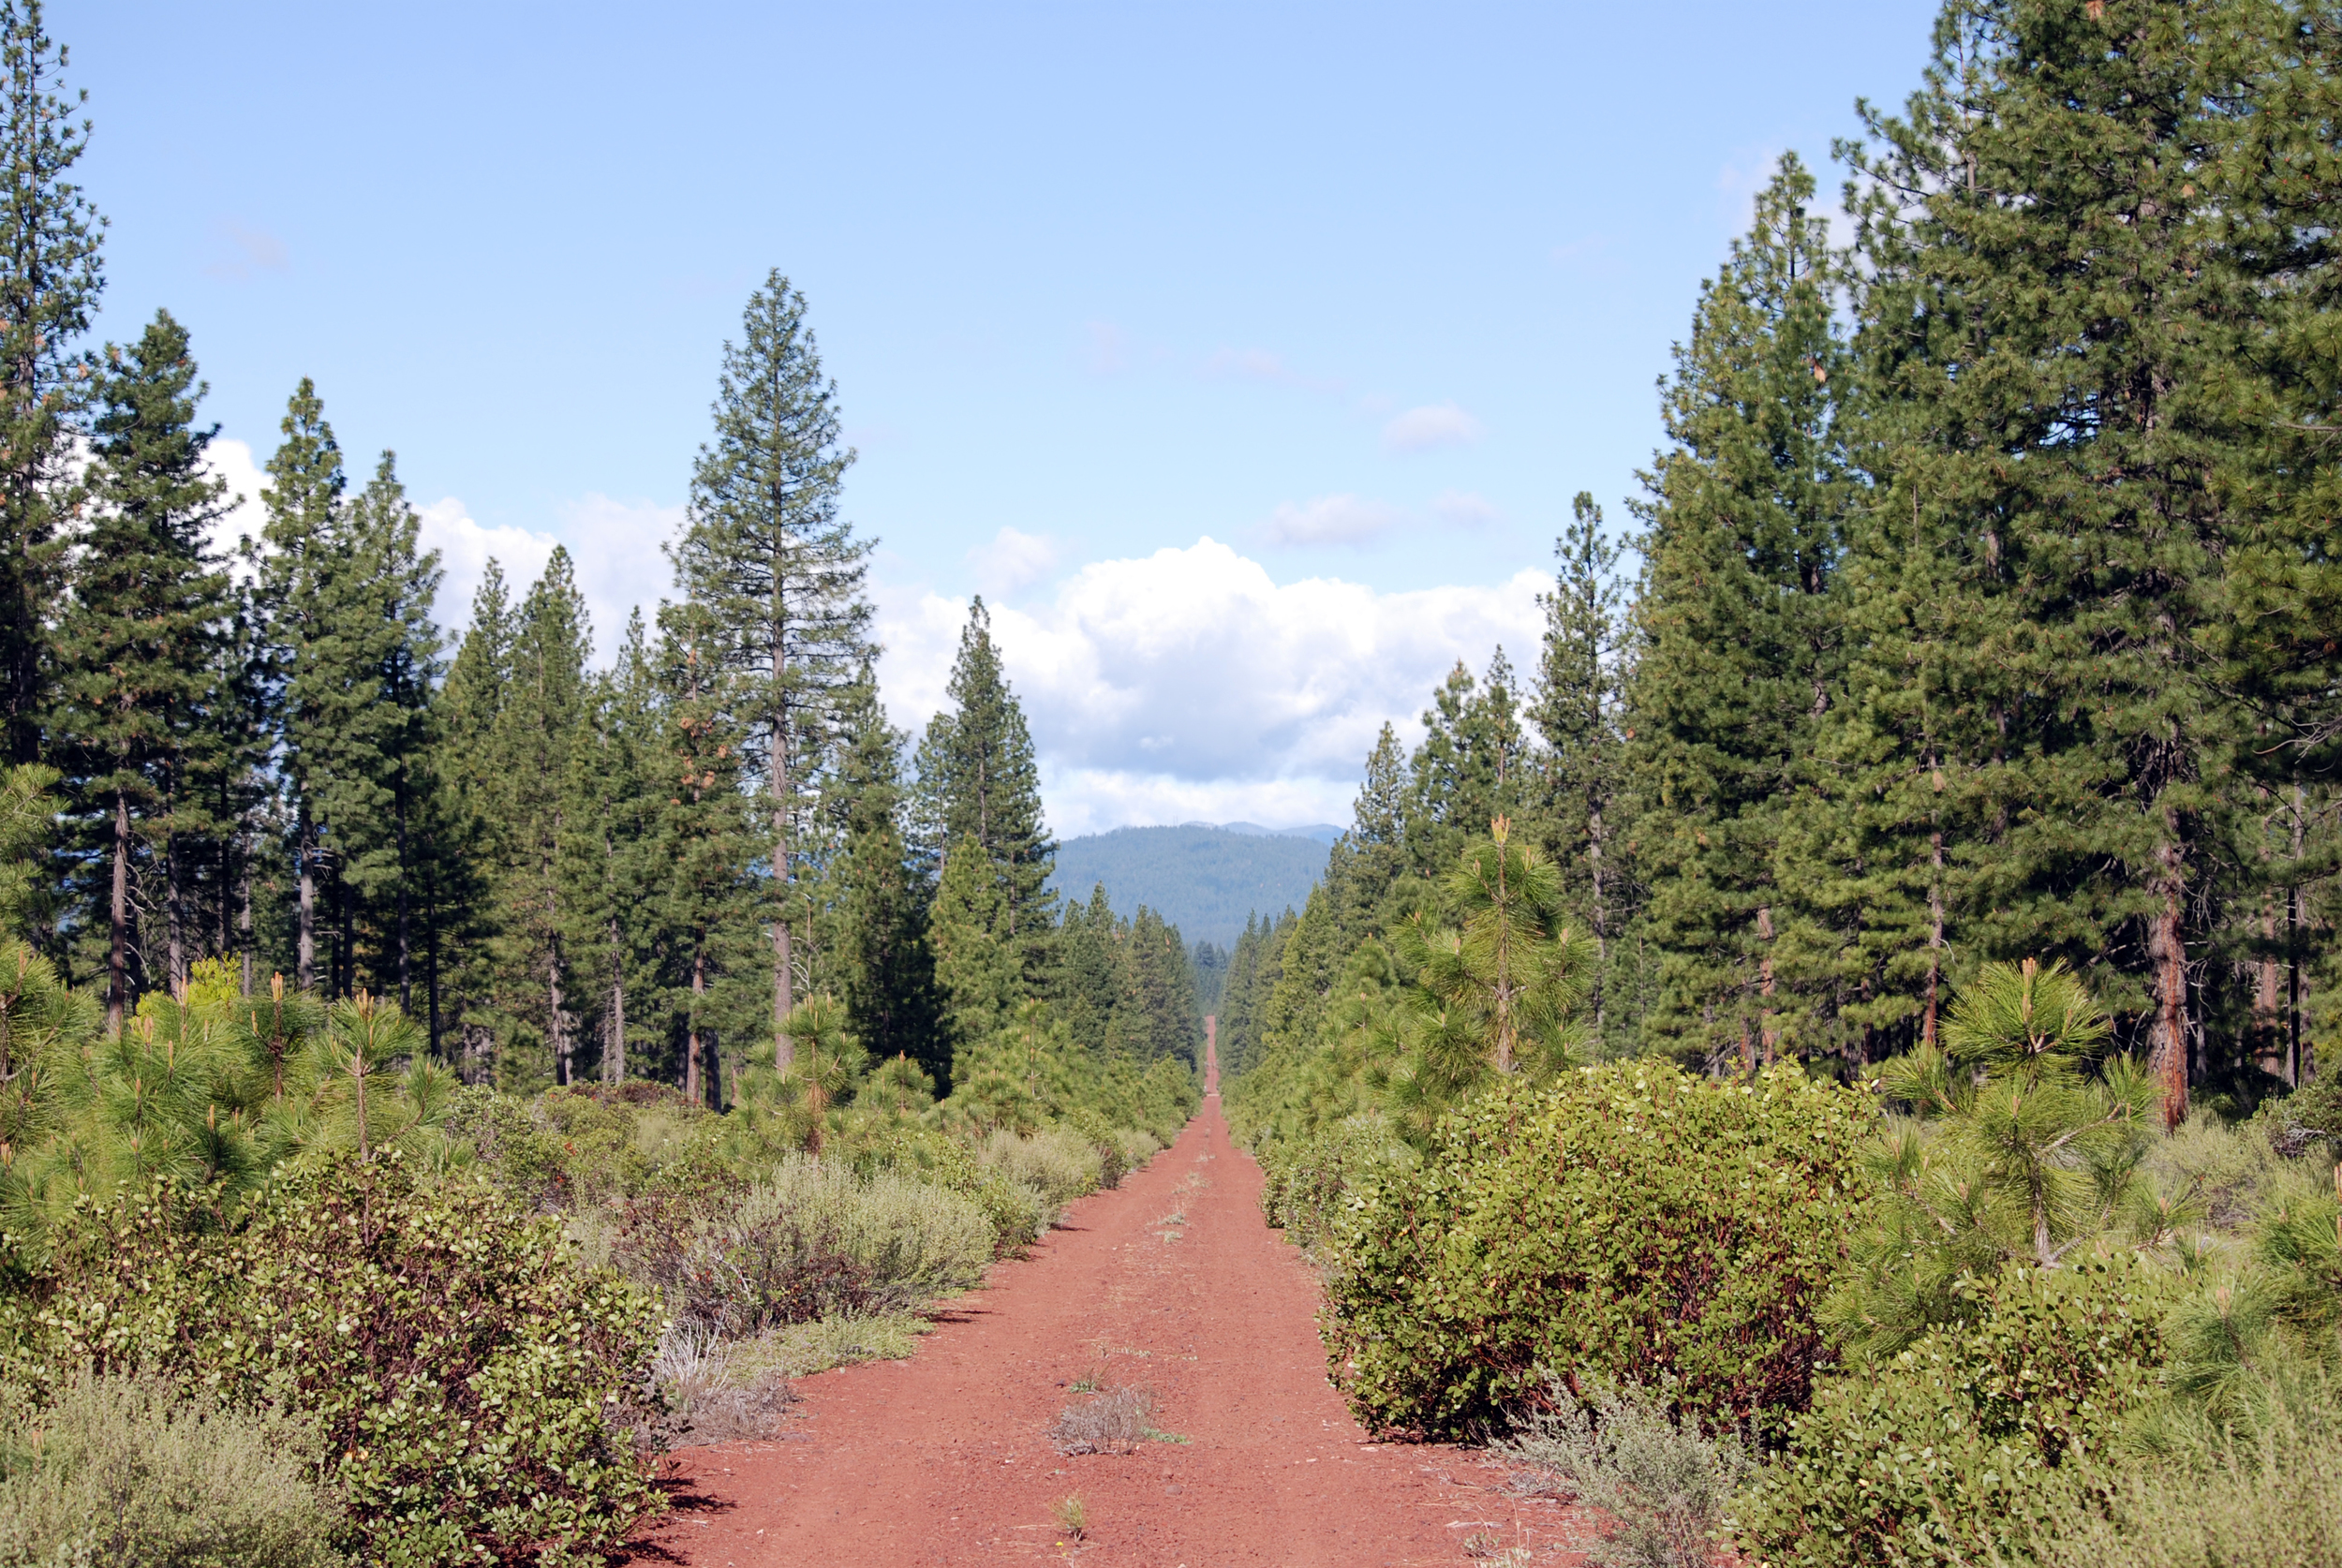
1320 1062 1871 1441
0 1370 346 1568
1258 1111 1413 1254
1732 1254 2168 1568
0 1158 663 1567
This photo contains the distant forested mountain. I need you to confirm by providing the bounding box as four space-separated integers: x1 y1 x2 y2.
1049 824 1333 950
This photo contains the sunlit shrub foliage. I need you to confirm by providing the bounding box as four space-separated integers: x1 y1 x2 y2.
1732 1255 2169 1568
1257 1111 1413 1255
0 1370 347 1568
1320 1061 1871 1441
0 1158 663 1567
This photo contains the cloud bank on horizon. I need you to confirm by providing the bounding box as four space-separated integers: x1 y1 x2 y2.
878 536 1546 838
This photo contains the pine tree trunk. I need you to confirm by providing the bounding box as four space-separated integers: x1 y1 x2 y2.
215 795 230 959
1924 749 1945 1049
337 867 353 1000
1756 904 1777 1065
239 831 254 996
162 765 184 996
545 822 566 1083
296 804 316 993
2147 837 2190 1130
687 946 706 1103
1589 794 1608 1039
395 772 410 1011
606 907 626 1085
166 830 185 997
551 962 569 1086
425 858 442 1060
2256 893 2284 1078
772 616 793 1068
1924 838 1944 1049
107 786 130 1034
2290 784 2309 1087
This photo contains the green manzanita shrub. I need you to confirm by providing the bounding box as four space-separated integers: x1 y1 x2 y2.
1732 1254 2169 1568
1258 1112 1414 1255
1320 1062 1873 1442
0 1157 664 1567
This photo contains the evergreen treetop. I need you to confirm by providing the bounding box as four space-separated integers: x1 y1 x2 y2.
670 271 873 1058
0 0 99 764
914 598 1056 952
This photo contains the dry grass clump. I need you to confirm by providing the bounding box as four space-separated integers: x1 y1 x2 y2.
0 1370 347 1567
734 1310 933 1381
646 1327 794 1446
742 1157 996 1310
1114 1129 1163 1175
1496 1376 1748 1568
648 1310 940 1447
2136 1109 2326 1235
1048 1384 1156 1456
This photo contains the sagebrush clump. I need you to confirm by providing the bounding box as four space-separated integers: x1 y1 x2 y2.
616 1155 994 1336
1499 1377 1749 1568
0 1371 346 1568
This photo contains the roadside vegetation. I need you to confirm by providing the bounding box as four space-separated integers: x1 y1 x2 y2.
1219 3 2342 1564
3 0 2342 1563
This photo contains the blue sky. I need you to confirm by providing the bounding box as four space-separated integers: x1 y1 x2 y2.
70 0 1938 834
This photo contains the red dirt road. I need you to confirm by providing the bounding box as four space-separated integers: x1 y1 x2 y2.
648 1045 1585 1567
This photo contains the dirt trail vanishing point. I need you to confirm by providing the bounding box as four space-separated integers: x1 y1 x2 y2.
645 1042 1592 1567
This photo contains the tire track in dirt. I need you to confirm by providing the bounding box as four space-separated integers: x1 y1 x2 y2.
645 1042 1589 1566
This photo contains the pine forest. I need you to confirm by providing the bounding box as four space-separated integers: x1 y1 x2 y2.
6 3 2342 1565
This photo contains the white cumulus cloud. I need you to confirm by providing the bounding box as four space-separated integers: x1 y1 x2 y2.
414 497 558 634
1260 493 1401 548
1380 402 1483 453
874 537 1547 836
200 437 271 568
557 494 683 657
969 526 1060 596
202 436 677 664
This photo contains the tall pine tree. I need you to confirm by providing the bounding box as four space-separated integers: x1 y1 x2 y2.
1834 0 2246 1123
0 0 99 764
914 598 1056 985
52 309 228 1026
1625 154 1853 1071
497 549 590 1085
1535 491 1631 1040
256 379 348 994
670 272 872 1065
818 671 941 1082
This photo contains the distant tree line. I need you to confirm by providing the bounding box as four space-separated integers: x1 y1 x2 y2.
1227 1 2342 1124
0 1 1203 1097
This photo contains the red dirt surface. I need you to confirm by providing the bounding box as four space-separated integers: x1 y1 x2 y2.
645 1043 1591 1567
